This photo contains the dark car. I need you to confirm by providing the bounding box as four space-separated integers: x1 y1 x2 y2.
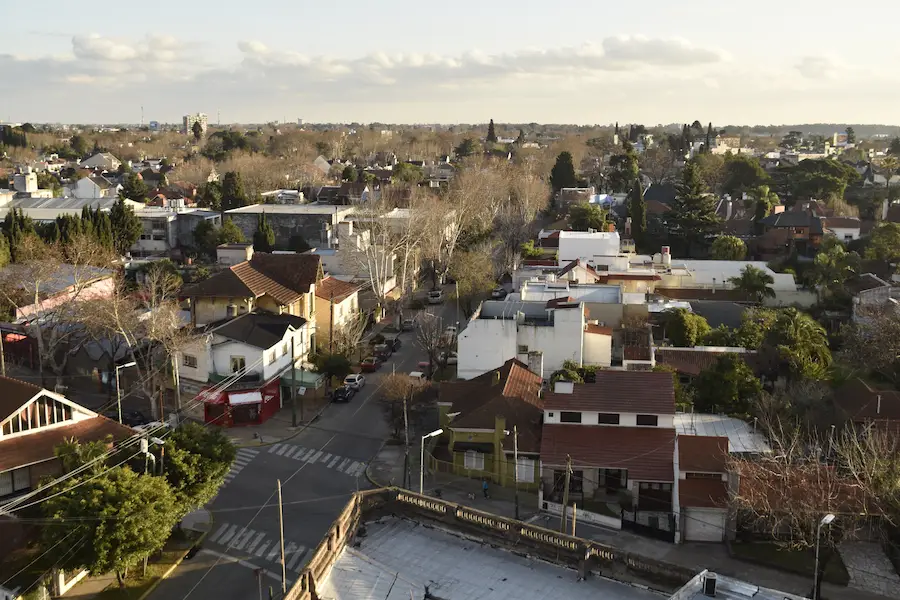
332 385 355 403
374 343 392 360
360 356 382 372
385 336 402 352
103 409 149 427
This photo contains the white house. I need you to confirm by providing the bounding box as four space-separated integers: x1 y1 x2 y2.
557 231 621 267
79 152 121 171
457 299 611 380
178 312 311 387
822 217 862 242
71 176 120 200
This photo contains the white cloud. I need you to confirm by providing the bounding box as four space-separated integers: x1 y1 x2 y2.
795 56 839 80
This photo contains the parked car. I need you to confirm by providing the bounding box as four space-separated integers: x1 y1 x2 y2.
103 409 149 427
439 351 459 365
360 357 382 372
402 318 416 331
444 325 458 337
385 336 402 352
491 287 507 299
427 289 444 304
409 371 427 382
343 374 366 389
373 344 392 360
332 385 356 403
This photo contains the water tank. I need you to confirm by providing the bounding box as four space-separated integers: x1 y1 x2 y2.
226 304 237 318
703 572 717 597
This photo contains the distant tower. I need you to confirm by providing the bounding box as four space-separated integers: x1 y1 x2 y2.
217 109 221 126
140 106 144 127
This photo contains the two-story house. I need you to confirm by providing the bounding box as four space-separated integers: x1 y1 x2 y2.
314 276 361 351
79 152 121 171
539 371 676 534
181 252 323 336
676 435 730 542
179 311 313 427
757 209 823 255
457 299 612 380
71 175 121 200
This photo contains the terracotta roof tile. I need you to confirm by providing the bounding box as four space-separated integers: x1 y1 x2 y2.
678 435 728 473
679 477 728 508
315 277 359 303
585 324 613 336
835 378 900 422
655 348 753 377
182 253 321 305
541 424 675 481
0 416 135 472
544 372 675 414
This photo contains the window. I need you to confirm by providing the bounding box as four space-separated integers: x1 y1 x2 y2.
230 356 246 373
0 467 30 497
268 350 276 364
548 412 554 418
517 345 529 353
686 472 721 480
636 414 658 427
560 411 582 423
282 342 289 357
844 235 853 242
515 457 535 483
597 413 620 425
464 451 485 470
183 355 198 368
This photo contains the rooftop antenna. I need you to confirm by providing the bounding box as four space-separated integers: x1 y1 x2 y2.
217 109 221 126
140 106 144 127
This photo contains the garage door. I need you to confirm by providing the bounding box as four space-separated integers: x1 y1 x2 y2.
684 508 725 542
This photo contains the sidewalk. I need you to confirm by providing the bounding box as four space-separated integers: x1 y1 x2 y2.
367 443 889 600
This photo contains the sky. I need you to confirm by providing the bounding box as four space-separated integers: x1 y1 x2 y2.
3 0 899 126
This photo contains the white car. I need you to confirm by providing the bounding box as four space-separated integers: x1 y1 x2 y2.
427 289 444 304
444 325 458 336
343 374 366 390
439 351 458 365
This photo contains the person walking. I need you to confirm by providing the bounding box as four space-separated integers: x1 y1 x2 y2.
482 478 489 499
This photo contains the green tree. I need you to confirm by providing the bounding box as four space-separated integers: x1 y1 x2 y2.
0 235 10 269
163 422 235 518
120 172 148 202
42 467 179 587
392 162 424 184
693 354 762 417
692 153 726 195
198 181 223 212
36 171 63 196
568 203 607 231
253 212 276 252
667 160 720 257
550 151 578 191
192 120 204 142
710 235 746 260
486 119 498 144
864 222 900 263
454 138 480 159
54 437 111 475
761 308 831 380
845 126 856 145
734 307 778 349
628 178 647 247
652 364 693 410
450 248 496 317
219 218 246 245
520 239 543 259
775 159 858 203
69 134 89 157
608 142 640 193
109 196 142 255
312 353 352 381
729 265 775 303
723 154 769 197
812 237 859 290
752 185 780 233
889 138 900 156
221 171 248 212
663 308 711 347
192 219 219 258
881 156 900 194
341 164 358 182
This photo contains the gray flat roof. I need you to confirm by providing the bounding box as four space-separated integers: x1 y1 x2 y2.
319 517 663 600
674 413 772 454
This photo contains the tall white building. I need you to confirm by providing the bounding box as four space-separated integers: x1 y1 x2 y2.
183 113 208 135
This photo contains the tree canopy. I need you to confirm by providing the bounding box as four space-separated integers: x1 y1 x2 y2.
109 196 142 255
568 203 608 232
221 171 249 212
666 160 720 257
710 235 746 260
723 154 769 197
253 212 276 252
729 265 775 303
693 353 761 417
628 179 646 247
550 151 578 191
663 308 711 347
120 172 148 202
486 119 498 144
761 308 831 380
163 422 236 517
865 223 900 264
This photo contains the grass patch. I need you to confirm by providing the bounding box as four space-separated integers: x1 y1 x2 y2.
730 541 849 585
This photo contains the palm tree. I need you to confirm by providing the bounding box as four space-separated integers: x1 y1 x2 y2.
751 185 779 235
881 156 899 198
729 265 776 304
767 308 832 380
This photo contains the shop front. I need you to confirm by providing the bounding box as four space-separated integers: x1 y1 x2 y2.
202 379 281 427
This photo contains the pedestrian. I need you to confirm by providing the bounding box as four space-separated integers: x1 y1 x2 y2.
482 478 489 499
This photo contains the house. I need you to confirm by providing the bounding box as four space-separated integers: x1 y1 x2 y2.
822 216 861 242
0 263 115 323
315 276 361 351
555 187 595 208
833 378 900 432
71 175 121 200
653 346 755 385
217 243 255 267
0 376 134 501
181 252 323 332
131 205 220 258
79 152 121 171
436 358 543 490
457 299 612 380
540 372 677 536
676 435 730 542
513 280 637 328
557 231 621 267
178 311 314 427
673 412 772 456
757 209 824 254
224 204 355 249
336 182 370 204
847 273 896 323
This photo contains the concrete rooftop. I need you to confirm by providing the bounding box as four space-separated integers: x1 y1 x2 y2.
318 517 664 600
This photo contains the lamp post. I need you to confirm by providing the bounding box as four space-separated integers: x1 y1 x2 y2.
419 429 443 494
115 361 137 424
504 427 520 520
813 513 836 600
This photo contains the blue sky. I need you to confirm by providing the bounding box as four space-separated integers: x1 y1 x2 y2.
3 0 898 125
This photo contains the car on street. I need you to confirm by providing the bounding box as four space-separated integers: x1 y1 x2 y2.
409 371 427 382
402 318 416 331
103 409 149 427
427 289 444 304
439 351 459 365
343 374 366 389
359 357 382 372
373 343 392 360
332 385 356 403
491 287 507 299
385 336 402 352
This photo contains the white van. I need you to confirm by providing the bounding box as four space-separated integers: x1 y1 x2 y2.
409 371 427 382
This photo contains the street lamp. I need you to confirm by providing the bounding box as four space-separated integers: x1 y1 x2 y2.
504 427 520 520
419 429 443 494
115 361 137 424
813 513 836 600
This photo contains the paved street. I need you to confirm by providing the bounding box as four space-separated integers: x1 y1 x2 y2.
149 292 461 600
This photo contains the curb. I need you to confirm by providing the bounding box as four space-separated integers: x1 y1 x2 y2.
135 517 213 600
233 402 331 449
364 439 389 488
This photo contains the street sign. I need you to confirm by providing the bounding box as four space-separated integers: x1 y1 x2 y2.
298 387 307 396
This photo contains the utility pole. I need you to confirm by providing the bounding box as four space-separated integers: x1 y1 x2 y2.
513 425 520 520
0 328 6 377
571 502 577 536
403 393 411 489
277 480 286 594
559 455 572 534
290 341 297 427
329 292 335 355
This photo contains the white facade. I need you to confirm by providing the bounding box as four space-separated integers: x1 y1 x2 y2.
217 244 254 266
72 177 119 200
80 152 121 171
544 410 675 428
827 225 861 242
557 231 621 267
13 169 37 193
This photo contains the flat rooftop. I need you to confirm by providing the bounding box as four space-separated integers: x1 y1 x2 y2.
674 413 772 455
224 204 351 215
319 517 663 600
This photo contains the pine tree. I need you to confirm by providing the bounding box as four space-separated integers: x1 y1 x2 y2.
253 213 275 252
628 178 647 248
486 119 498 144
221 172 248 213
705 122 713 153
515 129 525 145
550 151 578 191
667 161 720 257
109 196 142 255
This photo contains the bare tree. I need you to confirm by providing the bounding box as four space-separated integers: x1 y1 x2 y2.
840 306 900 384
380 373 431 487
331 311 369 360
639 145 678 185
414 312 452 376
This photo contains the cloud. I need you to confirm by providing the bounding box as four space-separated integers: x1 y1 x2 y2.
795 56 839 80
601 35 728 67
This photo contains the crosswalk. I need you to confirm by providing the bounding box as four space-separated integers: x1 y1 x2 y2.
224 448 260 483
266 443 367 477
208 522 309 572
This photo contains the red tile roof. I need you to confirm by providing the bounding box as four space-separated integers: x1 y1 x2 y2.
655 348 753 377
834 378 900 422
679 478 729 508
0 416 135 472
182 253 321 305
541 424 675 481
315 276 359 303
585 324 613 336
544 371 674 414
678 435 728 473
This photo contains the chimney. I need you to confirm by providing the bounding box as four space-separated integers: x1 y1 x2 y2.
527 351 544 380
883 197 890 221
725 200 733 221
703 573 717 597
226 304 237 318
661 246 671 267
877 394 882 415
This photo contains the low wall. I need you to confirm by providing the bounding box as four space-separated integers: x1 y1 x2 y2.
285 488 696 599
542 499 622 530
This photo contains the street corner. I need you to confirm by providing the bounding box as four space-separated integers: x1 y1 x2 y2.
181 508 214 534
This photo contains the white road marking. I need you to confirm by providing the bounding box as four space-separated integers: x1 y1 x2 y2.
282 542 298 563
319 453 332 463
276 445 289 456
210 523 230 543
246 532 266 554
265 546 281 562
268 444 283 454
345 461 361 476
218 525 238 545
255 541 271 558
199 549 290 585
309 451 323 462
327 455 341 468
337 458 350 472
233 528 256 550
286 548 307 571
